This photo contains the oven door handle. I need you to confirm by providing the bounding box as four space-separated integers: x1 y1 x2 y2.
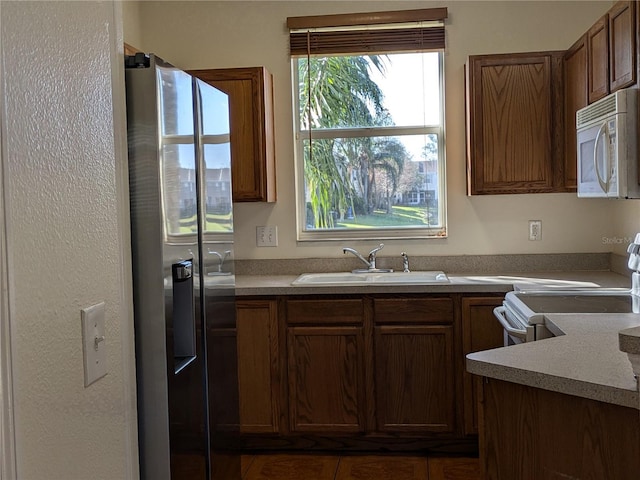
493 306 527 340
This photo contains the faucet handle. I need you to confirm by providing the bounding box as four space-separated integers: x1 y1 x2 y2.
207 249 231 273
401 252 410 273
368 243 385 256
367 244 385 269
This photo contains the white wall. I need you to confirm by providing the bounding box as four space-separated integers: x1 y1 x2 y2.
122 1 144 52
612 202 640 256
124 1 618 260
1 1 138 479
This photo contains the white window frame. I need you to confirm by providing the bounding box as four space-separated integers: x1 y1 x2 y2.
292 51 447 242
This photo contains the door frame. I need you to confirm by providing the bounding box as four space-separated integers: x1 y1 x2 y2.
0 0 18 474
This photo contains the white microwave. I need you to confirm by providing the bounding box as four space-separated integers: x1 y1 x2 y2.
576 88 639 198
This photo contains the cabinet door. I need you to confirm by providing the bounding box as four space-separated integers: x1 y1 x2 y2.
563 35 588 191
236 299 279 433
375 325 455 433
287 326 366 433
461 297 504 435
609 1 636 92
588 14 610 103
189 67 276 202
466 52 563 195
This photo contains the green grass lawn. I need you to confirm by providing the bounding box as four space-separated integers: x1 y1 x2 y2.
336 205 436 228
177 213 233 233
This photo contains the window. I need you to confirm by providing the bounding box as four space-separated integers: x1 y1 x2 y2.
289 8 447 241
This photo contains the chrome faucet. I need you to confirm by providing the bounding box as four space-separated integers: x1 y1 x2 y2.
401 252 410 273
343 243 391 272
342 247 371 268
208 249 231 274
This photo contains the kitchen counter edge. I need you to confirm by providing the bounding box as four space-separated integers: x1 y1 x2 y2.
235 271 629 296
467 312 640 410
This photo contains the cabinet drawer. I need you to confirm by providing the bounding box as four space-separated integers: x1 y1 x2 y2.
374 297 453 324
286 299 364 325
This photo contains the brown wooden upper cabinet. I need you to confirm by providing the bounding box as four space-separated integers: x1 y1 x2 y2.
189 67 277 202
563 34 588 191
563 1 635 191
588 14 611 102
465 52 565 195
124 43 140 56
609 1 636 92
587 1 636 103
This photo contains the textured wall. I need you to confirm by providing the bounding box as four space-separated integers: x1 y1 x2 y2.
126 1 621 260
1 1 138 478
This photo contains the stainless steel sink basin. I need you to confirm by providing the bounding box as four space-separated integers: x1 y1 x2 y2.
367 271 449 283
291 271 449 286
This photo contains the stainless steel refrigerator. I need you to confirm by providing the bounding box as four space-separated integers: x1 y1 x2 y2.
125 53 239 480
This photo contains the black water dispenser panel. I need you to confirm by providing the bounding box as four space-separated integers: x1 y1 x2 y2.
172 260 196 373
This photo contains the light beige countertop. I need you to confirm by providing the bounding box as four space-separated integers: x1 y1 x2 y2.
235 271 630 296
619 326 640 386
467 313 640 409
620 325 640 356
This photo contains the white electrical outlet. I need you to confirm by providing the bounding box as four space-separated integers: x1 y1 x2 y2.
81 302 107 387
528 220 542 241
256 226 278 247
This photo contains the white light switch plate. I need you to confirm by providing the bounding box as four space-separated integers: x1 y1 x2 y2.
81 302 107 387
256 226 278 247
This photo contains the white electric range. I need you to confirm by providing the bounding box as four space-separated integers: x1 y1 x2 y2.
494 233 640 345
495 289 636 344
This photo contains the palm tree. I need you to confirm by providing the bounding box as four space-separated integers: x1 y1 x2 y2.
343 136 407 215
299 55 387 130
370 139 408 213
298 55 397 227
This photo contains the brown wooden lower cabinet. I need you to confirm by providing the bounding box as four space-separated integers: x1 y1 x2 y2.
236 299 279 433
478 377 640 480
287 325 366 433
375 325 455 433
461 297 505 435
234 294 504 452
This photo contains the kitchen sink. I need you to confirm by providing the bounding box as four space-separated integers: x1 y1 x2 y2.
291 271 449 286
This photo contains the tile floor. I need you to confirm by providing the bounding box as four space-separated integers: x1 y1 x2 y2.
241 454 480 480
